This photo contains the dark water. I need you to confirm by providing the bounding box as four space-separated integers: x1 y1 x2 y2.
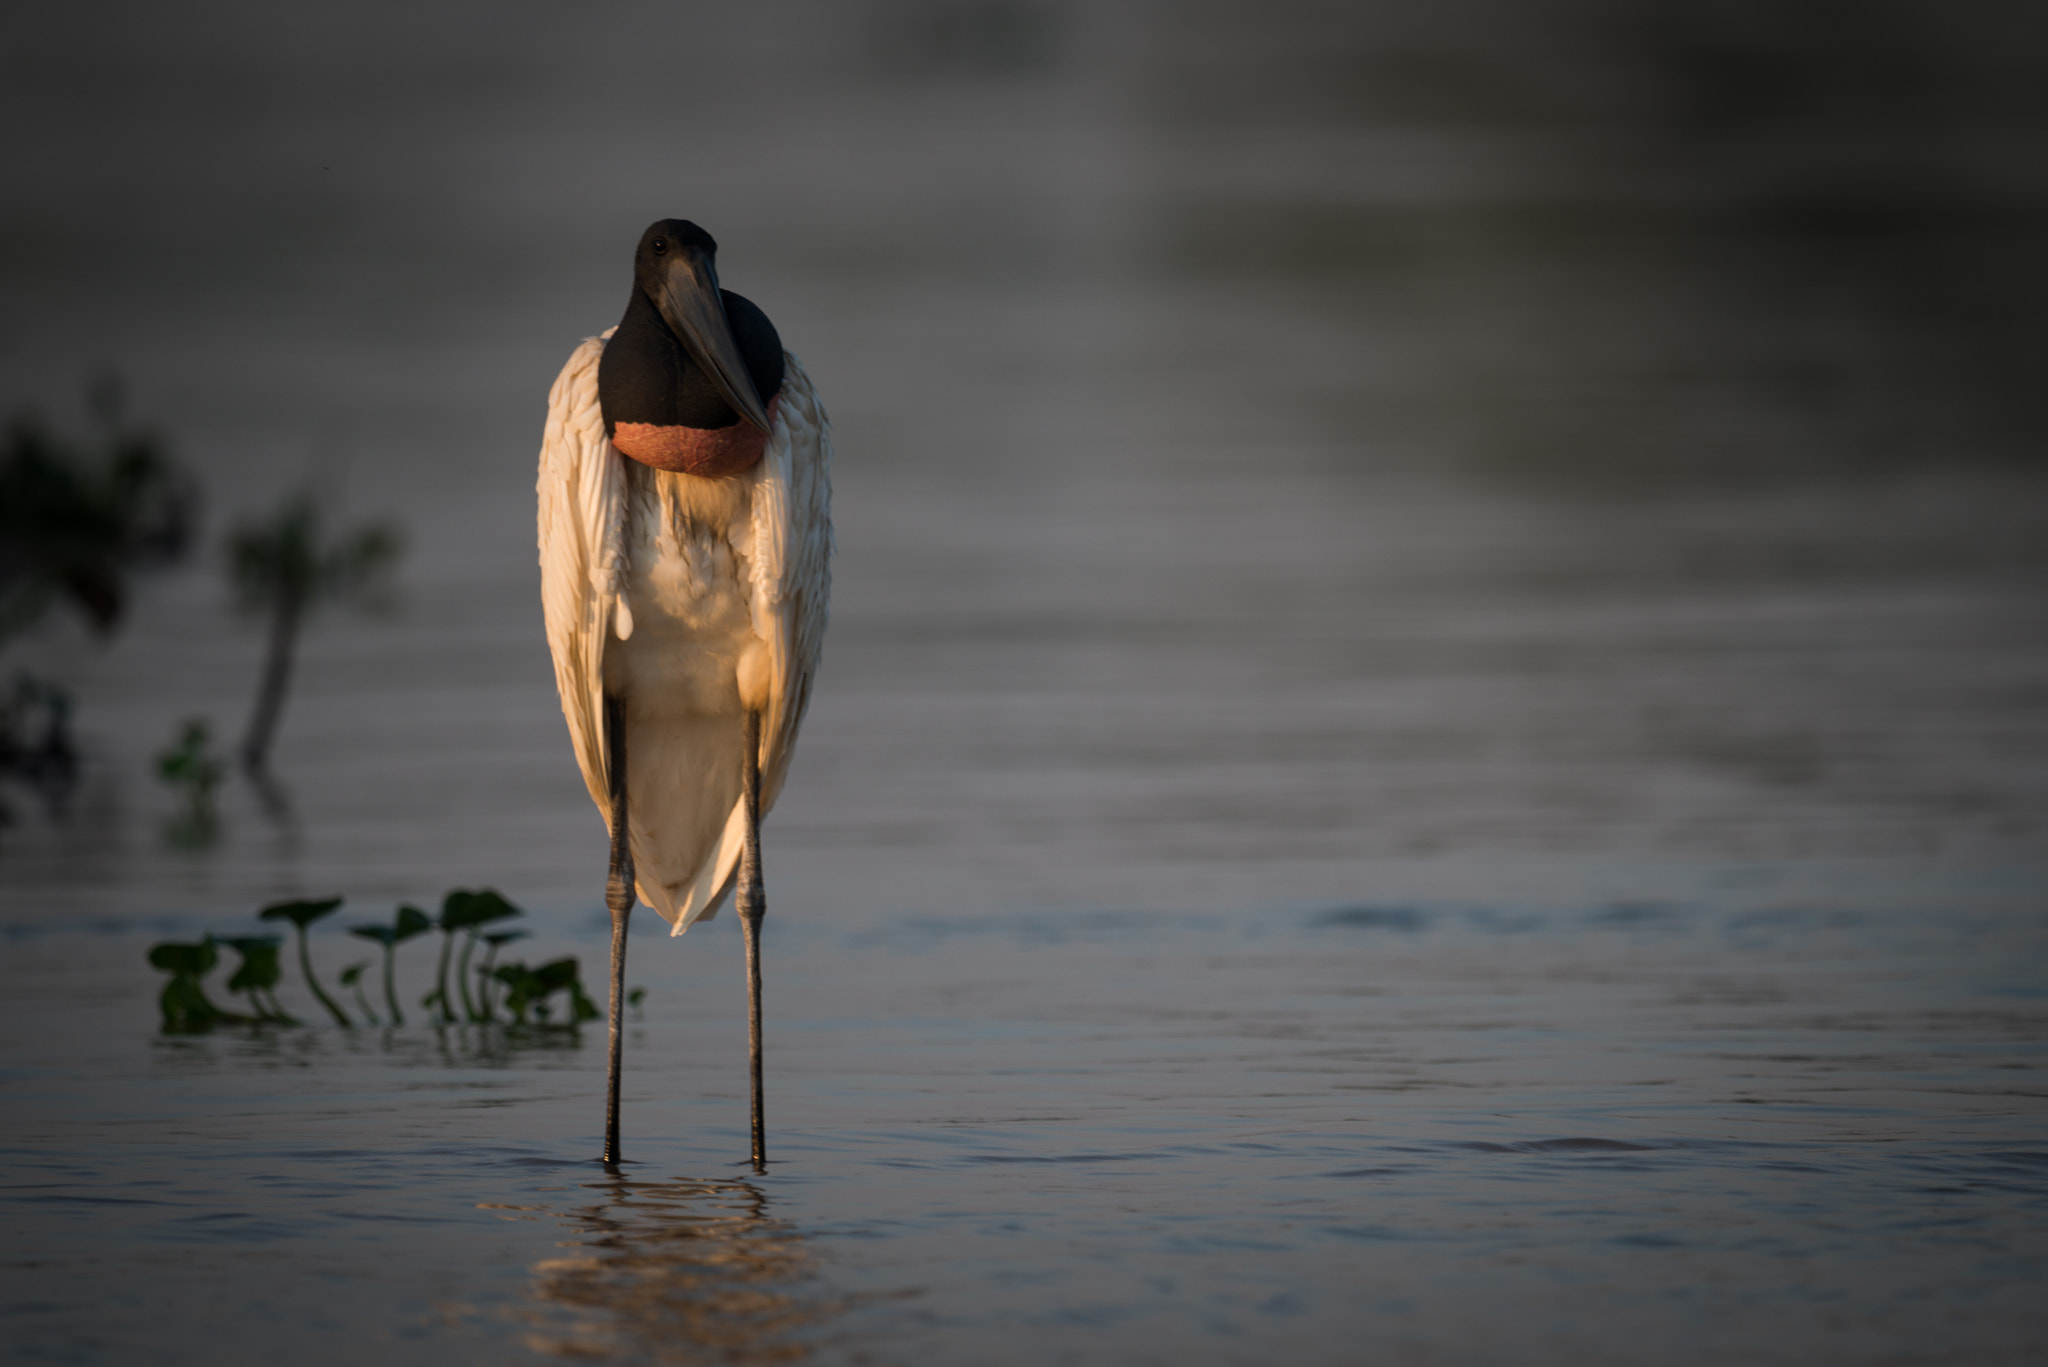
4 1 2047 1363
7 891 2047 1365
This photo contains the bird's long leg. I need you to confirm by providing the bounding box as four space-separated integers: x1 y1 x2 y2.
738 709 767 1171
603 695 635 1169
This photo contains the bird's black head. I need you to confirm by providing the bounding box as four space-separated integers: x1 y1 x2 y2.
632 219 719 297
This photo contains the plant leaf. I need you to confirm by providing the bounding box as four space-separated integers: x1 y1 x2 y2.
220 936 284 992
258 897 344 929
148 937 218 978
439 888 523 931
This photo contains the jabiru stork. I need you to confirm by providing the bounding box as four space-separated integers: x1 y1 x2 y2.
537 219 832 1169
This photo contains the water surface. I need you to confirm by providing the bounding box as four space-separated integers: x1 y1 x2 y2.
3 1 2046 1363
7 890 2046 1364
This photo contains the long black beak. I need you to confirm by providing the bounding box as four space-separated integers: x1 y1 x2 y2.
653 247 773 433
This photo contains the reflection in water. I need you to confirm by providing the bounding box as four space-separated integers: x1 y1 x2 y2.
497 1175 854 1364
147 1021 594 1074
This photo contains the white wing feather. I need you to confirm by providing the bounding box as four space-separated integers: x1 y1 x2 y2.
749 350 834 813
537 330 629 818
538 336 832 935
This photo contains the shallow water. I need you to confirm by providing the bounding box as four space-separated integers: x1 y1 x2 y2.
7 889 2047 1365
4 1 2048 1363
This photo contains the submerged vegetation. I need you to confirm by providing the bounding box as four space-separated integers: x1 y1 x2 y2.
154 718 226 848
339 960 379 1025
258 898 349 1025
350 903 433 1025
493 958 602 1027
426 889 522 1024
148 938 237 1033
146 890 625 1035
219 936 294 1023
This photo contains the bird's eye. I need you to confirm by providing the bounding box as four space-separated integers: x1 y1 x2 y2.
651 238 667 255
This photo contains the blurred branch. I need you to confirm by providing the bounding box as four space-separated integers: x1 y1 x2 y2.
226 494 402 774
0 379 196 646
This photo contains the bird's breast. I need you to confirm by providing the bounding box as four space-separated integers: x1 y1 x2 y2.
601 459 762 715
613 395 778 478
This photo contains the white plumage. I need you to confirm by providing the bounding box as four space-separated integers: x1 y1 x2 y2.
537 328 832 934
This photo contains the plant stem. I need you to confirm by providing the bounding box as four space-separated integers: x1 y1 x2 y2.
477 945 500 1022
432 928 455 1023
456 932 480 1021
381 944 402 1025
240 590 302 772
294 925 351 1026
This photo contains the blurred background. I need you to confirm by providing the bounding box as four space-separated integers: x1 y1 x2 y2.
2 0 2045 924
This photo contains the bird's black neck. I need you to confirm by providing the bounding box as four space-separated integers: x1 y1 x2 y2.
597 287 784 436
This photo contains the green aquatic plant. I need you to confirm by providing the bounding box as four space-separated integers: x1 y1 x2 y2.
155 718 225 848
348 904 432 1026
473 928 530 1023
257 897 350 1026
492 957 600 1028
219 936 295 1024
141 889 554 1032
454 890 522 1022
425 888 523 1024
146 937 239 1033
339 961 378 1025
